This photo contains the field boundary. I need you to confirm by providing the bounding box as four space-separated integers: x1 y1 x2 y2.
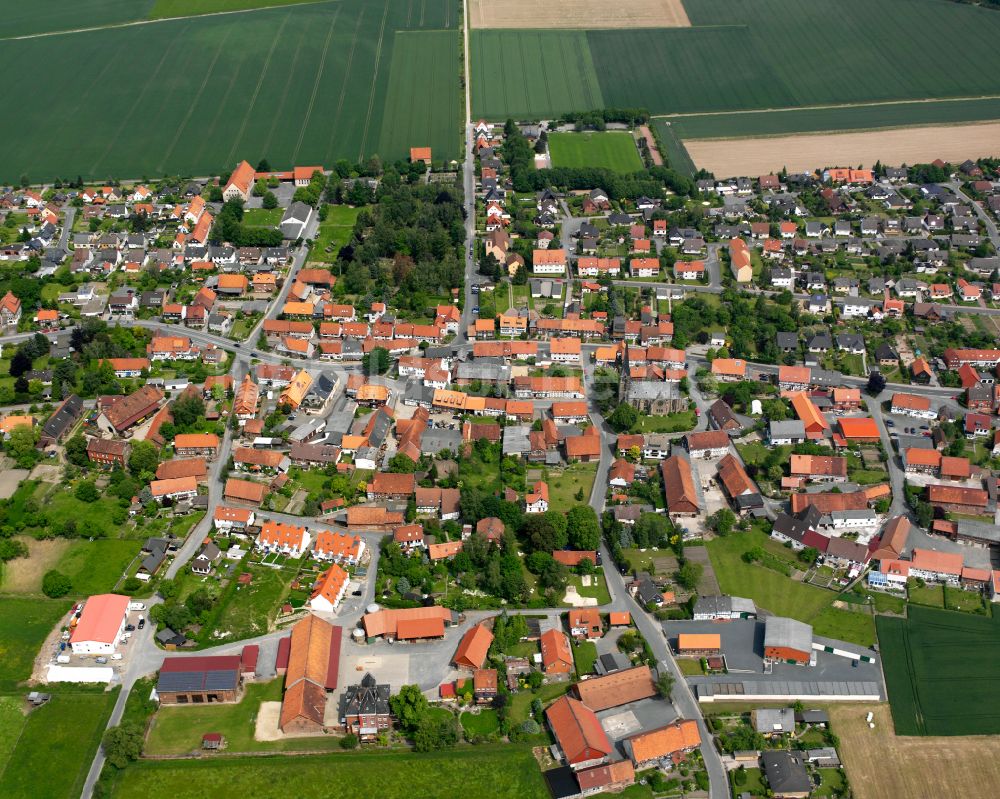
0 0 332 41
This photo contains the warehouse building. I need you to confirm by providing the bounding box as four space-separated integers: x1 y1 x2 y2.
69 594 131 655
763 616 814 665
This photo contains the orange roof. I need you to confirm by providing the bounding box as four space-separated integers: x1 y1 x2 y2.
217 273 248 291
717 453 756 497
790 454 847 478
174 433 219 450
550 337 582 354
778 365 810 385
35 309 58 322
790 392 829 433
711 358 747 377
552 401 587 417
533 248 566 266
260 521 307 549
280 614 337 729
410 147 432 162
428 541 464 560
677 633 721 652
224 478 266 503
453 624 494 669
155 458 207 481
356 384 389 402
838 417 880 439
150 476 198 497
310 563 348 607
225 160 255 196
661 455 699 514
540 628 574 672
574 666 656 711
70 593 130 646
905 448 941 467
790 490 869 514
214 506 253 524
280 370 313 408
609 612 631 626
927 484 987 508
832 387 861 404
626 720 701 764
545 696 611 764
892 392 931 412
362 606 452 638
910 547 963 576
863 483 891 500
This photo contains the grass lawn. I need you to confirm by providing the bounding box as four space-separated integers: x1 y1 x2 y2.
0 598 72 689
677 658 704 676
242 208 282 227
59 539 142 597
509 682 570 724
108 745 549 799
562 573 611 607
145 681 344 754
871 592 907 614
706 530 833 622
814 768 846 797
572 640 598 677
944 585 988 614
810 606 876 648
730 766 766 797
311 205 360 262
548 132 643 173
544 463 598 511
0 689 116 799
631 410 696 434
207 565 294 643
460 708 500 736
908 583 945 608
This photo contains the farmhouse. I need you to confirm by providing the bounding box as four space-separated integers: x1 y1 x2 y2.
573 666 656 711
623 720 701 769
661 455 700 517
361 606 455 642
223 160 255 202
677 633 721 656
545 695 612 770
453 624 494 670
540 628 574 674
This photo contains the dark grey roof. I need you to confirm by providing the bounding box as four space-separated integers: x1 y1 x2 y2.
42 394 82 441
156 662 239 693
340 672 390 718
761 751 812 795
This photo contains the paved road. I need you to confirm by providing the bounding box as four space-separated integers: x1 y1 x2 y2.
58 207 75 251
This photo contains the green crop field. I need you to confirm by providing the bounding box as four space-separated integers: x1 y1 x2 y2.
877 605 1000 736
0 0 461 183
0 0 154 38
0 598 72 689
548 131 642 172
471 30 603 119
664 97 1000 141
148 0 322 18
472 0 1000 124
377 30 462 164
0 689 116 799
107 746 550 799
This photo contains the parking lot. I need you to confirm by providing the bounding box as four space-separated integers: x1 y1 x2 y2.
662 619 882 685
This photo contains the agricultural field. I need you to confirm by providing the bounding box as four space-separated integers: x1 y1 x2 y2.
107 746 550 799
471 30 604 120
472 0 1000 123
469 0 689 29
0 689 116 799
377 30 462 165
876 605 1000 735
0 598 72 689
148 0 320 18
0 0 461 183
832 704 1000 799
683 122 1000 177
548 132 643 173
0 0 153 38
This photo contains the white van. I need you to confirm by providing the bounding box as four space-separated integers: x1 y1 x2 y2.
128 602 146 612
111 653 123 661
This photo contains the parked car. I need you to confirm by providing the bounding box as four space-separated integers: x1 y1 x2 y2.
124 624 135 632
95 657 108 664
111 654 123 661
138 618 145 629
885 419 894 427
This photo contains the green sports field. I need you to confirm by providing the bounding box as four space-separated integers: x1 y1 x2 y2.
0 0 461 182
548 131 643 172
471 0 1000 124
107 746 549 799
877 605 1000 736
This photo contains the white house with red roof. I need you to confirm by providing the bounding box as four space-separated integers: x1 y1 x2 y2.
257 521 311 557
525 481 549 513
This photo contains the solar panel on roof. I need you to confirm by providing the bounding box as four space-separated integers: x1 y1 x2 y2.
204 670 238 690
